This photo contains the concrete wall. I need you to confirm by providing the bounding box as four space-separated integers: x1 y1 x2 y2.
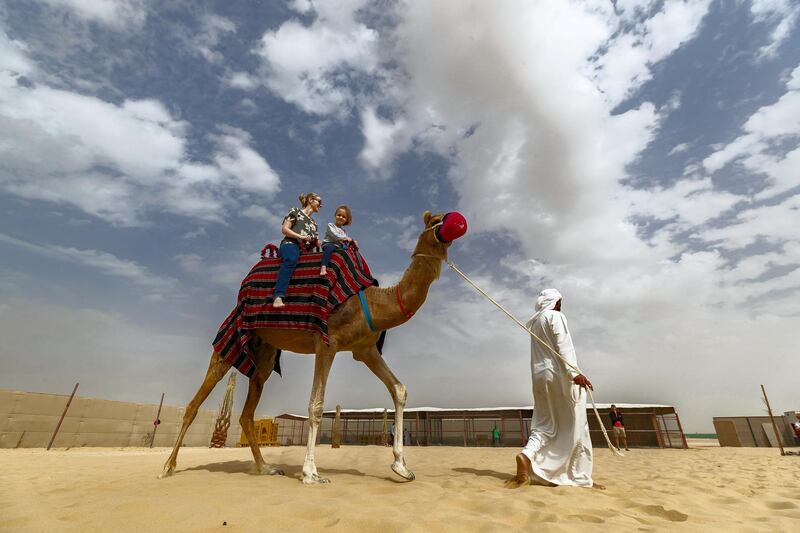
0 390 242 448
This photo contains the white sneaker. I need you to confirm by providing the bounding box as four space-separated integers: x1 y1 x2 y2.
319 266 327 276
273 297 285 308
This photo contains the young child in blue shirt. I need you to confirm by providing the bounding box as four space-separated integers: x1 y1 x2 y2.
320 204 356 276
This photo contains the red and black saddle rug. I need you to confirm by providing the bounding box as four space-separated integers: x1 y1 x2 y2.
213 245 378 378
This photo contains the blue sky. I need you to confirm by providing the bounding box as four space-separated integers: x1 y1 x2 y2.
1 0 798 432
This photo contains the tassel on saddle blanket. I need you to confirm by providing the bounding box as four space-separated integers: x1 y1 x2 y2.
213 244 380 378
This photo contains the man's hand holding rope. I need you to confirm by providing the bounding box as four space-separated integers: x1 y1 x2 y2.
573 374 593 390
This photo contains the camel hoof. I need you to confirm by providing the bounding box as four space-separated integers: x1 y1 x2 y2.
302 473 330 485
391 462 415 481
257 467 285 476
158 468 174 479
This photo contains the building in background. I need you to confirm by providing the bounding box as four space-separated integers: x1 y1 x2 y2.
276 404 686 448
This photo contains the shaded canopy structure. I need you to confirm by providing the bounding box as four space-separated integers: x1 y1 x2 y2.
276 404 686 449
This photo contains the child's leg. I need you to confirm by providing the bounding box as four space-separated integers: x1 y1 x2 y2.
320 243 337 274
274 242 300 305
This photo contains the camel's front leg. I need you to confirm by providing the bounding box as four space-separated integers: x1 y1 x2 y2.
356 347 415 481
302 351 335 484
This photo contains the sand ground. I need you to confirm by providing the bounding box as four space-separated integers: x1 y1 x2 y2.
1 442 798 532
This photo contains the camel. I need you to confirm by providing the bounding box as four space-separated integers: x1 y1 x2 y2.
159 210 466 484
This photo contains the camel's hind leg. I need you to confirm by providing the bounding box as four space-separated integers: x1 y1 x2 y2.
158 351 230 478
239 344 283 475
354 345 414 481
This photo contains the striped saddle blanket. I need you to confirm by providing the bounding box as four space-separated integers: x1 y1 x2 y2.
212 245 377 378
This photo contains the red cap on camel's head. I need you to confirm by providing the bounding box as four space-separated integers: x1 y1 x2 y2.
436 211 468 242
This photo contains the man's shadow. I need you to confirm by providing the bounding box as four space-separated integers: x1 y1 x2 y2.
451 467 511 481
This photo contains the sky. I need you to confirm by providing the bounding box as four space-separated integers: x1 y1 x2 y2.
1 0 798 433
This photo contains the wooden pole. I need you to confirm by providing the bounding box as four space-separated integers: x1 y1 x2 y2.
331 405 342 448
761 384 785 456
651 414 664 448
47 383 79 451
664 417 673 448
150 393 165 448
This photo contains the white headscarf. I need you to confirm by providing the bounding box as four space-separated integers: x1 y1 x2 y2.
528 288 562 324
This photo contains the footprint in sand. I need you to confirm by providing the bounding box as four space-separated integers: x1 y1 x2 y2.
639 504 689 522
765 500 796 510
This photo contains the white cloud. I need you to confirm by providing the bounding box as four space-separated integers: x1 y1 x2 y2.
627 177 742 229
226 71 259 90
240 204 282 226
0 31 281 226
174 249 259 287
36 0 148 28
0 232 178 297
703 63 800 199
377 2 701 267
699 195 800 250
591 0 712 107
183 227 207 240
0 32 33 75
358 106 409 177
750 0 799 58
252 0 380 115
211 127 281 195
190 14 236 64
669 142 690 155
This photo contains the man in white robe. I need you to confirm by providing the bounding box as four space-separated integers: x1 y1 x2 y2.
514 288 595 488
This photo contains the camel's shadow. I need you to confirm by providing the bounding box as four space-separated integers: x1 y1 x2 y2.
181 461 399 482
182 460 298 476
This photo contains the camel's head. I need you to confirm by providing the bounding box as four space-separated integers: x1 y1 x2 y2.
415 211 468 259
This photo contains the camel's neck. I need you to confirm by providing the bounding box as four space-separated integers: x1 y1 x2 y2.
377 251 443 330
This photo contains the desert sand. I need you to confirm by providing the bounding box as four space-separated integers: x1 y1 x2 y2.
1 442 798 532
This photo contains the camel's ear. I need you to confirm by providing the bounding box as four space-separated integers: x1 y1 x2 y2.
423 211 432 226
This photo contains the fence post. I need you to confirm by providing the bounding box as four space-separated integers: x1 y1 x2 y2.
761 384 785 456
47 383 79 451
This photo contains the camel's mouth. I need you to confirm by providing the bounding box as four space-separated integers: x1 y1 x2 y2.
434 212 468 243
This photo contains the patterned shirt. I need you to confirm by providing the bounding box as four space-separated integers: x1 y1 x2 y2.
283 207 318 242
